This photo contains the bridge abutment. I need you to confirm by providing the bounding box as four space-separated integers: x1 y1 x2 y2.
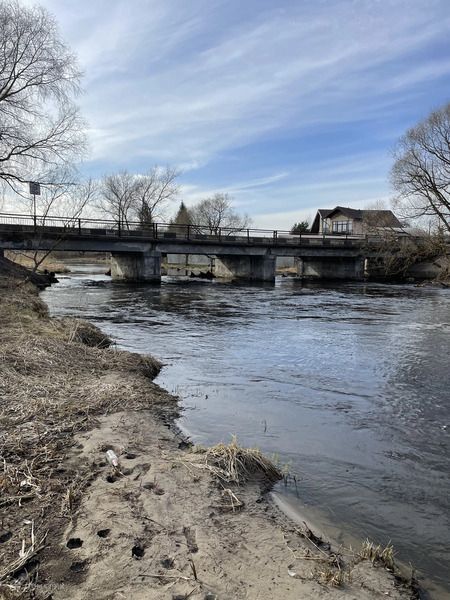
111 251 161 282
215 254 276 282
300 256 364 280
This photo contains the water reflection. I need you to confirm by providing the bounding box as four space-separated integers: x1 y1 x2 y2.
42 269 450 597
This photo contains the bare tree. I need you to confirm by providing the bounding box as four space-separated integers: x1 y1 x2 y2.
391 102 450 233
15 171 98 271
191 193 251 234
133 166 179 226
98 167 180 229
98 171 136 229
361 199 448 279
0 181 5 211
0 0 86 192
365 230 448 280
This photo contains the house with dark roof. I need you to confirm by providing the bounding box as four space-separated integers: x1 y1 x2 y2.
310 206 402 235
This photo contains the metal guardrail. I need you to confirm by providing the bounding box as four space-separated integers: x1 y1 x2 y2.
0 212 368 246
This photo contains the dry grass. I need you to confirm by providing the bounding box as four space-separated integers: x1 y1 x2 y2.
54 318 112 348
358 539 395 570
5 251 70 274
0 270 174 590
0 521 47 582
284 526 350 589
197 436 282 485
316 564 349 587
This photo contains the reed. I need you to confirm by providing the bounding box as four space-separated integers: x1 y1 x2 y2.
201 436 282 484
358 539 395 570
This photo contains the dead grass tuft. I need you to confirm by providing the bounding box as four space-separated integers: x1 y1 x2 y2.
54 318 112 348
199 436 282 485
358 539 395 570
316 564 349 587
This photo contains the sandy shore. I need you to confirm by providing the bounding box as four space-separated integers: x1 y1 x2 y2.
0 258 418 599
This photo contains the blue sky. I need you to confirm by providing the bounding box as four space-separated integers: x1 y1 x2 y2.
30 0 450 228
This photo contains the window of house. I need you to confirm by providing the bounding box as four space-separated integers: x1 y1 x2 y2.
332 220 353 233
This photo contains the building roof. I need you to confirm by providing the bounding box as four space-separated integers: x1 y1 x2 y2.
310 209 333 232
360 209 402 228
310 206 402 233
316 209 334 217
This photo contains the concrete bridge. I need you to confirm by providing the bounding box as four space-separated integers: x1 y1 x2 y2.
0 212 377 282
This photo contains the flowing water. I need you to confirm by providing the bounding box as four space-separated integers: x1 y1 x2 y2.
41 265 450 598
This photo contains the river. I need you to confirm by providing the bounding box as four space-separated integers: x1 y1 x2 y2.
41 265 450 598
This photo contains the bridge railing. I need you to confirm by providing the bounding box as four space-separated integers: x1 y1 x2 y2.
0 212 369 245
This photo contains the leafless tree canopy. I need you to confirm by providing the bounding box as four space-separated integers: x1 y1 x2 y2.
0 0 85 190
391 102 450 233
98 167 179 227
191 193 251 234
16 170 98 271
98 172 136 228
134 166 179 225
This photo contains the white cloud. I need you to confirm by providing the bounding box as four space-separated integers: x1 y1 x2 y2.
31 0 450 169
15 0 450 223
178 149 394 228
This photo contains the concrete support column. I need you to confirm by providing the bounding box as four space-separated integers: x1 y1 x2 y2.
302 257 364 281
111 251 161 282
215 254 276 282
295 257 304 277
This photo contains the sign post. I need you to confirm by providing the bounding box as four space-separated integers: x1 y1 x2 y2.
29 182 41 229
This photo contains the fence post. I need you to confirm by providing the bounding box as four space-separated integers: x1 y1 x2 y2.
219 228 222 242
187 224 190 240
118 220 121 237
247 229 250 243
78 218 81 235
155 223 158 239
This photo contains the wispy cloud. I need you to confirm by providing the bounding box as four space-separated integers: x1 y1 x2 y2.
27 0 450 223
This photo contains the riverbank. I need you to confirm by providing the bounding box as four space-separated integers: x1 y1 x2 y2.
0 259 418 599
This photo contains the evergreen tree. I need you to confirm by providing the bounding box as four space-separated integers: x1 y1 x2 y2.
138 202 153 229
291 221 309 234
173 201 192 226
170 201 193 235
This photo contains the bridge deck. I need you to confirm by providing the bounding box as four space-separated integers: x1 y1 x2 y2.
0 212 368 253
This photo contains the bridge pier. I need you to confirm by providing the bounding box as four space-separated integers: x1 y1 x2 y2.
299 256 364 280
295 258 304 277
214 254 276 282
111 251 161 282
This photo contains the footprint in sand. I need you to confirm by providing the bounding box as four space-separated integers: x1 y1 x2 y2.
97 528 111 538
